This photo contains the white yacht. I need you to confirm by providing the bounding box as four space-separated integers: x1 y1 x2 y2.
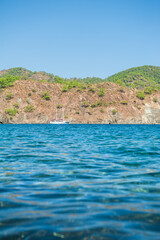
50 108 70 124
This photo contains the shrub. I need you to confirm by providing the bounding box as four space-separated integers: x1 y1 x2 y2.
112 109 117 115
120 100 128 105
41 91 50 100
21 75 27 80
115 79 123 86
81 101 89 108
13 103 19 109
105 102 108 107
87 111 92 115
98 87 105 97
72 82 78 88
32 89 36 93
100 108 104 113
5 92 13 100
89 87 96 93
119 88 125 93
81 84 86 90
28 93 32 96
68 82 73 89
56 104 63 109
39 79 47 83
87 83 92 88
77 88 83 93
97 100 102 107
62 85 68 92
144 87 152 95
54 76 64 83
91 103 96 108
76 111 79 114
136 91 145 100
153 97 158 103
24 105 35 112
0 75 19 89
5 108 18 116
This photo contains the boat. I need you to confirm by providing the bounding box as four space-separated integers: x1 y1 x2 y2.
50 108 70 124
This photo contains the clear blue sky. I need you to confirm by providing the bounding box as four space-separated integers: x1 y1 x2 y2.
0 0 160 78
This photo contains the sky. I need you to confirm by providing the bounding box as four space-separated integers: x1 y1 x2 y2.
0 0 160 78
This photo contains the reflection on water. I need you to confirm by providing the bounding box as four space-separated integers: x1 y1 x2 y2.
0 124 160 239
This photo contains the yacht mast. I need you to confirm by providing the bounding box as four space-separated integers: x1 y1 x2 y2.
62 108 64 121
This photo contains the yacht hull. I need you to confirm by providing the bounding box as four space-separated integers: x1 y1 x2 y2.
50 121 69 124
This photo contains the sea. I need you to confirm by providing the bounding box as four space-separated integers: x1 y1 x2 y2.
0 124 160 240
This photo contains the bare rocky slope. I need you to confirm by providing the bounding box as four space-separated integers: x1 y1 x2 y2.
0 79 160 124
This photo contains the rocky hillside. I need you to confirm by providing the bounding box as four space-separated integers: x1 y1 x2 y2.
0 79 160 124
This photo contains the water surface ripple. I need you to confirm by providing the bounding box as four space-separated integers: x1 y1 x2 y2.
0 124 160 239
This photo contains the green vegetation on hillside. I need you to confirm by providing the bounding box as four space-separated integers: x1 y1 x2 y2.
41 91 50 100
5 108 18 116
13 103 19 109
81 101 90 108
106 65 160 90
98 87 105 97
0 65 160 91
112 109 117 115
3 67 32 77
24 105 35 112
0 75 19 89
136 91 145 100
120 100 128 105
5 92 14 100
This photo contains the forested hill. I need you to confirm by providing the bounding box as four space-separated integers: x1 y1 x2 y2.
0 65 160 90
106 65 160 90
0 67 104 85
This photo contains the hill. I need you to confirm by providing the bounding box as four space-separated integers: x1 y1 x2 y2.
0 67 104 85
0 65 160 90
0 65 160 124
0 79 160 124
106 65 160 90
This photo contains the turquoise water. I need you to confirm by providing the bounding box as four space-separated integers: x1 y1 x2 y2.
0 124 160 240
